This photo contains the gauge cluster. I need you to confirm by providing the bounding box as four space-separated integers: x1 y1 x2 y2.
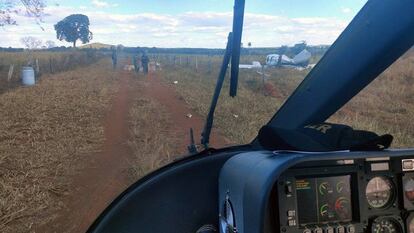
276 157 414 233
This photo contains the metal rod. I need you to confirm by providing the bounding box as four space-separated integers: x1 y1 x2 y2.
201 33 233 148
229 0 245 97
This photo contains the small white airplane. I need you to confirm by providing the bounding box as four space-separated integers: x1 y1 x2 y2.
266 49 312 68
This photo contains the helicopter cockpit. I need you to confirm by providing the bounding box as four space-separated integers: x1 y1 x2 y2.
87 1 414 233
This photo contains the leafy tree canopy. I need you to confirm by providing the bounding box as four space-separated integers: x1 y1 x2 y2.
0 0 45 27
54 14 93 48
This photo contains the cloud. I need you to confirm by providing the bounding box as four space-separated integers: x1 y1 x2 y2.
0 6 351 48
91 0 118 8
341 7 352 14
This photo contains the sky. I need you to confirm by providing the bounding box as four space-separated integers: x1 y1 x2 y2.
0 0 367 48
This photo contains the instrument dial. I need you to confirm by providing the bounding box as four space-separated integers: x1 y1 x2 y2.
366 177 394 209
371 217 402 233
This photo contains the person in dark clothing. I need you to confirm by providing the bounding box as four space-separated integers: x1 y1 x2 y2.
141 52 149 75
111 47 117 69
132 55 140 73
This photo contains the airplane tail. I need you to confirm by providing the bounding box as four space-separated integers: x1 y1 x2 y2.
293 49 311 66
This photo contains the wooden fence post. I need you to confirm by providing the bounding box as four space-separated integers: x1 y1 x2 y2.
35 59 40 76
49 57 53 73
195 56 198 72
208 58 212 74
7 64 14 82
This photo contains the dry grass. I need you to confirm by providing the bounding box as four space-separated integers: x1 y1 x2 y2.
0 59 117 233
127 78 178 179
158 50 414 148
0 51 101 94
330 50 414 147
158 57 298 144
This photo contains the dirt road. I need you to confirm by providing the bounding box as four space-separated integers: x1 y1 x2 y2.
46 66 228 233
47 69 133 233
144 71 230 151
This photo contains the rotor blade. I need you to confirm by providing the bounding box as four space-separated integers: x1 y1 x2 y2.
269 0 414 129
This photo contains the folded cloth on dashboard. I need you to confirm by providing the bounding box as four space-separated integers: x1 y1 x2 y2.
258 123 393 152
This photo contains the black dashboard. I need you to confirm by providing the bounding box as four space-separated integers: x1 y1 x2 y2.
277 157 414 233
218 150 414 233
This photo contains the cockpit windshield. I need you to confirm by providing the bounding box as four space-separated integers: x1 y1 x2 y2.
4 1 414 233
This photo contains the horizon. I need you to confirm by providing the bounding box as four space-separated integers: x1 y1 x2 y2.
1 0 367 49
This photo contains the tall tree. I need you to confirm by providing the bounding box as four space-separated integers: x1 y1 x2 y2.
0 0 45 27
54 14 93 48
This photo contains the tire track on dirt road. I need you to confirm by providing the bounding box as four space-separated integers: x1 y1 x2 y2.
44 68 134 233
43 65 230 233
143 71 231 153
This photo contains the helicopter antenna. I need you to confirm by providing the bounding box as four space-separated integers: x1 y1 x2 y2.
201 33 233 148
201 0 245 149
229 0 246 97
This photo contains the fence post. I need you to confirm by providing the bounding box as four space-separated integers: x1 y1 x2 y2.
208 57 212 74
35 59 40 76
262 65 266 95
49 57 53 73
7 64 14 82
195 56 198 72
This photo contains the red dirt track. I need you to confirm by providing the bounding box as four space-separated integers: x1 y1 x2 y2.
46 69 133 233
45 64 228 233
144 71 230 151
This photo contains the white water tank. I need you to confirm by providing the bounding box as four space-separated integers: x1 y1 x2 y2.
21 66 35 86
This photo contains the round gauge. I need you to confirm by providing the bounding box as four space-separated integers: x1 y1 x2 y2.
319 182 333 195
335 197 351 219
365 176 394 208
371 217 402 233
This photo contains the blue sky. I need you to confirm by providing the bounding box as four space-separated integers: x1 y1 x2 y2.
62 0 365 18
2 0 367 48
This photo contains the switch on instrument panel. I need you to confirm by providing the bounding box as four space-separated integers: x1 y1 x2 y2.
346 225 355 233
313 227 322 233
336 226 345 233
285 181 293 197
403 159 414 171
325 226 334 233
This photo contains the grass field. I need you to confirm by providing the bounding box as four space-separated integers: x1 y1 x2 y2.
158 50 414 148
0 51 101 94
0 59 118 233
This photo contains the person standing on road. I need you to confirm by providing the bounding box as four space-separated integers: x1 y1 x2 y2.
111 47 117 69
132 54 140 73
141 52 149 75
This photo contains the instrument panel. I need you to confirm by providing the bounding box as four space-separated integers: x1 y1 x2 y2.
276 157 414 233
